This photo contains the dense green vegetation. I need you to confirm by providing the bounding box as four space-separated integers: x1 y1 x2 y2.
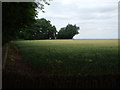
2 2 37 44
2 1 50 45
20 22 80 40
2 2 80 45
13 39 119 76
57 24 79 39
19 18 57 40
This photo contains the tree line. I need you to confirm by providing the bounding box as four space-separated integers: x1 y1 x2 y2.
19 18 80 40
2 2 80 45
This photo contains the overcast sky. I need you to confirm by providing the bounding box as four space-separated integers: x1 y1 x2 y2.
37 0 119 39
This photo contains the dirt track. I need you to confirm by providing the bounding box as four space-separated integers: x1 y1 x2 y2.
3 44 42 77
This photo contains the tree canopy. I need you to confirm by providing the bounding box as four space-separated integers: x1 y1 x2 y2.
20 18 57 40
2 1 80 44
57 24 80 39
2 1 51 45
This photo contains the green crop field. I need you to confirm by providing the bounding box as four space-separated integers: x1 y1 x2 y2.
13 39 119 76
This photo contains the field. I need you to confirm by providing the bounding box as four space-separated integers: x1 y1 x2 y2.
3 39 119 88
13 39 119 76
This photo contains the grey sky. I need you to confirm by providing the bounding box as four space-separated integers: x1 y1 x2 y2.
37 0 119 39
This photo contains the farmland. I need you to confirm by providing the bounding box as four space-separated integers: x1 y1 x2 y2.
3 39 119 88
13 39 119 76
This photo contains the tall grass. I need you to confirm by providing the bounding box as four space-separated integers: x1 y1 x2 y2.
13 39 119 76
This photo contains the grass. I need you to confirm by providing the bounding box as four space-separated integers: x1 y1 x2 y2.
13 39 119 76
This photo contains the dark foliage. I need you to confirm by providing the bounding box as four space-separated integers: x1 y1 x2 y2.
19 18 57 40
2 2 38 45
57 24 79 39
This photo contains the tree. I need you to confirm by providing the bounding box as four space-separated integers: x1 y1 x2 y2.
2 1 51 45
49 26 57 39
20 18 57 40
57 24 80 39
